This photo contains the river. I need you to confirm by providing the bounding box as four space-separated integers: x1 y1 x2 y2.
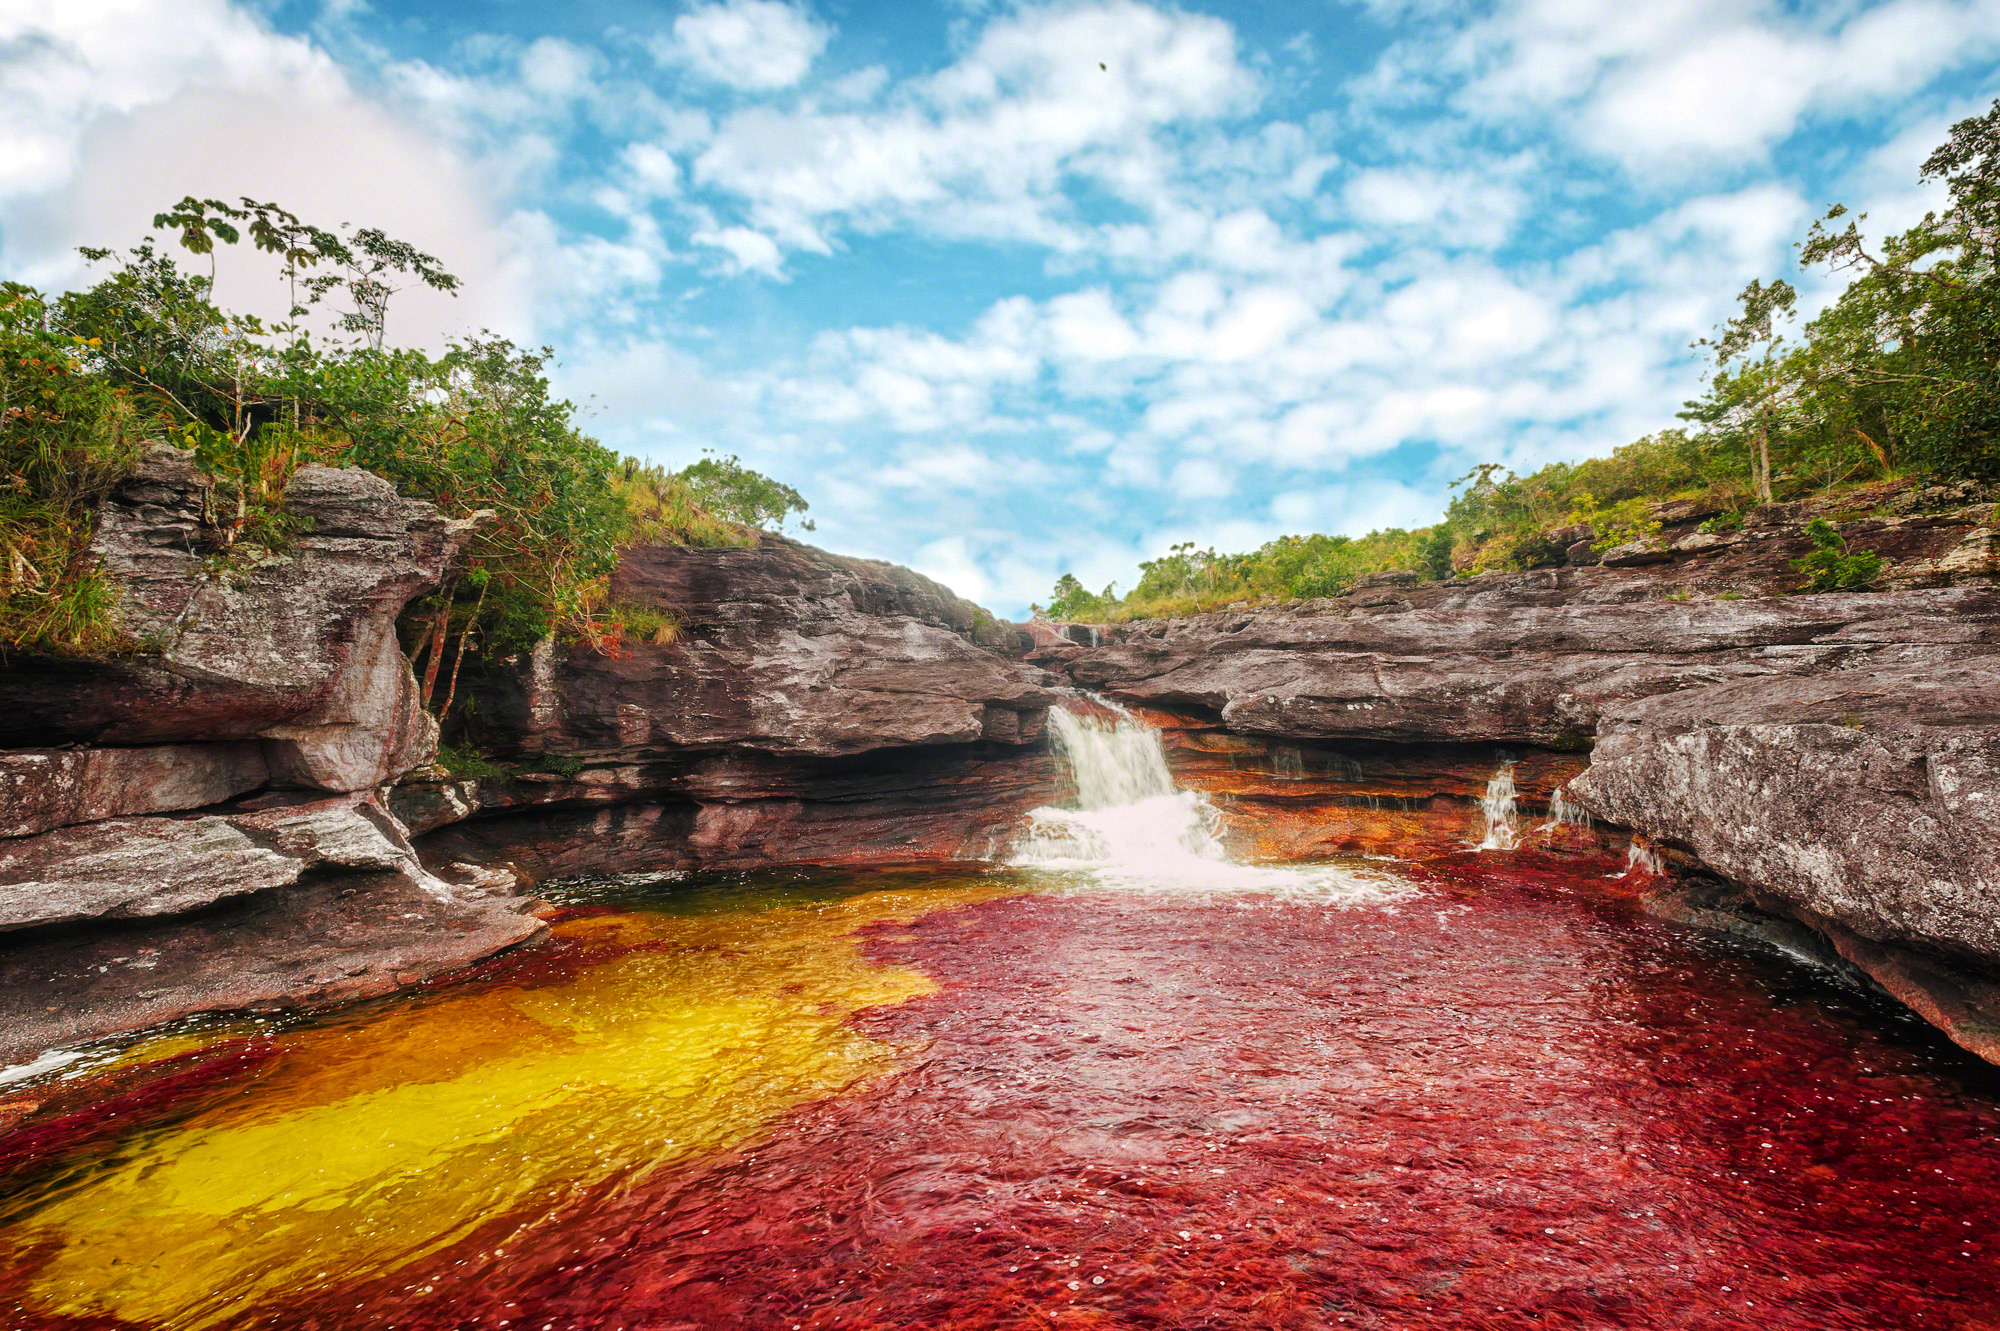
3 706 1998 1328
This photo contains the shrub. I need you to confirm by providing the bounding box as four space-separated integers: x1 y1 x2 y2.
1793 518 1883 592
1 195 808 722
610 603 682 646
436 743 509 781
530 752 585 779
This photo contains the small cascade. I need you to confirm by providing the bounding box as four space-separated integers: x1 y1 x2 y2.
1476 762 1520 851
1538 784 1593 836
1272 746 1304 779
1620 838 1665 878
1014 703 1231 876
1013 699 1409 902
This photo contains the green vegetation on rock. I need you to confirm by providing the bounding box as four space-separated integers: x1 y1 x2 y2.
0 197 805 687
1793 518 1885 593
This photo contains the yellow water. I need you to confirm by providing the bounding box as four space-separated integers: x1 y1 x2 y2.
3 876 1013 1329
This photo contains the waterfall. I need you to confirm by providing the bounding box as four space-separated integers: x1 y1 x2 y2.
1012 699 1409 903
1476 762 1520 851
1014 703 1231 875
1538 784 1593 835
1620 839 1665 878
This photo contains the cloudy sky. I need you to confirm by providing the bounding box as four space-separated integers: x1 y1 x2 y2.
4 0 1998 613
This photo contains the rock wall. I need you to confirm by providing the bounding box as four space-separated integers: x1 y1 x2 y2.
6 460 1998 1073
0 448 541 1066
407 533 1061 879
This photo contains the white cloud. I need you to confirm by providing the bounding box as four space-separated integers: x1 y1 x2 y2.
519 36 596 99
1397 0 2000 172
681 0 1257 256
692 222 785 276
664 0 829 92
0 0 553 349
0 0 341 197
1345 165 1527 249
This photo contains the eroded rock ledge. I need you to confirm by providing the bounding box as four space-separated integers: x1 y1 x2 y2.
403 533 1062 878
0 448 542 1065
1044 500 2000 1060
5 461 1999 1075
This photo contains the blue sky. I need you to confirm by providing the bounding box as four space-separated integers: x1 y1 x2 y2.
4 0 1998 614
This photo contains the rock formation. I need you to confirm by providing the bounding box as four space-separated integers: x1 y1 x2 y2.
1046 492 2000 1059
5 457 1998 1076
402 533 1060 877
0 448 542 1064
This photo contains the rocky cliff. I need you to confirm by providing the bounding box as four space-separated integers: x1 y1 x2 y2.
0 447 541 1064
1044 491 2000 1059
398 533 1060 880
6 461 1999 1075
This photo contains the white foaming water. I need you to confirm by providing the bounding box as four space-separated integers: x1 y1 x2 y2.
1544 783 1592 823
1012 700 1411 904
1476 763 1520 851
1620 839 1666 878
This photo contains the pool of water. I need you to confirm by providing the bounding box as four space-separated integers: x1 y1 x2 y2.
4 854 2000 1330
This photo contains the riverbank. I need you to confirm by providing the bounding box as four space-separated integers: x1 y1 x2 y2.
0 454 1996 1070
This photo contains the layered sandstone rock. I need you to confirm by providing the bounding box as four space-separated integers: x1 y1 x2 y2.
0 448 540 1069
1066 579 2000 748
0 446 461 790
419 534 1061 877
1052 527 2000 1058
478 535 1051 758
0 866 542 1067
0 743 268 838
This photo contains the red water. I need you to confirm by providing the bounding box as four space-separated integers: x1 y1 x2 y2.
14 853 2000 1329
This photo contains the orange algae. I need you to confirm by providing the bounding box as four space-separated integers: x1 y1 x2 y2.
0 879 1014 1329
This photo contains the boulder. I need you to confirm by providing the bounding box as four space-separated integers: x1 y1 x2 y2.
1598 540 1672 567
0 447 463 792
1649 499 1725 527
1354 570 1420 589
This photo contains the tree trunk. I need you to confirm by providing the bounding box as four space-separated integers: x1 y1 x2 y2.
1755 420 1774 504
438 579 488 729
418 602 450 710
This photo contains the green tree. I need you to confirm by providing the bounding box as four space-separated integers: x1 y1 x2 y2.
1685 278 1798 504
672 451 811 531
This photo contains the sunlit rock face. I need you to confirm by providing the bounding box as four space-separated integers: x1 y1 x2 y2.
1064 582 2000 747
1576 654 2000 959
1047 534 2000 1058
0 449 535 1067
0 446 463 790
477 534 1055 758
1571 651 2000 1060
421 534 1064 875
